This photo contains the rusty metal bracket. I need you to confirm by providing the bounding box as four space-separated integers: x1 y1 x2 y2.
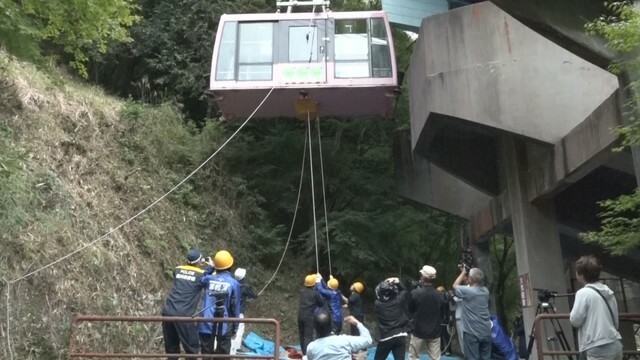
68 315 281 359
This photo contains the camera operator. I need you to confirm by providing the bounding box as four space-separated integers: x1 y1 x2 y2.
161 249 206 360
373 277 411 360
453 266 491 360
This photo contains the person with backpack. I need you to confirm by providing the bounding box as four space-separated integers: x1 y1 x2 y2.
570 255 622 360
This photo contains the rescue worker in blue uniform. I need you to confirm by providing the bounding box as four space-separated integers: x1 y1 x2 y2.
199 250 241 355
161 249 206 359
316 273 344 334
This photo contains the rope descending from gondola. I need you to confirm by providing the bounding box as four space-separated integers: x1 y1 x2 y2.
257 130 308 296
316 116 332 276
306 109 321 274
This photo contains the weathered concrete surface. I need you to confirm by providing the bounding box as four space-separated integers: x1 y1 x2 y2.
394 132 492 218
409 2 619 149
502 136 574 358
526 91 623 202
491 0 614 64
397 2 638 357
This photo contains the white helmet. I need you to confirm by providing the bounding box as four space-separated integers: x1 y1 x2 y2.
234 267 246 281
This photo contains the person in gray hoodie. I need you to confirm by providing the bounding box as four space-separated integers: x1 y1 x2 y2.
570 255 623 360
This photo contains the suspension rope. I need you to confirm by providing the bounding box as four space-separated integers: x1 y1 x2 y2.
7 87 275 285
307 110 320 274
257 131 308 296
315 116 332 275
3 87 275 359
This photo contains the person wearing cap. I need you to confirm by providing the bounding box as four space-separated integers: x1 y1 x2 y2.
161 249 206 360
230 267 258 355
299 274 325 355
453 266 491 360
408 265 445 360
341 282 365 336
316 273 345 334
199 250 242 355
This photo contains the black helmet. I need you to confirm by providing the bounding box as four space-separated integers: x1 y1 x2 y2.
375 281 398 302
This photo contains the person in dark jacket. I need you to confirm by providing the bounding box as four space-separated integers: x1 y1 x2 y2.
234 267 258 314
436 286 453 355
342 282 365 335
299 274 325 355
231 267 259 354
199 250 242 355
316 274 344 334
408 265 445 360
161 249 206 360
374 277 410 360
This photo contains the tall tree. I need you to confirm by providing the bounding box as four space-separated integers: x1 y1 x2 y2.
88 0 272 121
582 1 640 254
0 0 138 76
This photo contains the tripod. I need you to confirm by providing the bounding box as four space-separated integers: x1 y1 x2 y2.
525 299 573 360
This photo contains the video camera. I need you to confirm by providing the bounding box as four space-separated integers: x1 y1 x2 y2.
458 247 474 271
533 288 558 303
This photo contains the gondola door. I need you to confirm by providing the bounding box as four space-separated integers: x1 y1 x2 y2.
277 18 328 86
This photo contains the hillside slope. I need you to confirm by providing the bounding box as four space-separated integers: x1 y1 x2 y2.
0 51 300 359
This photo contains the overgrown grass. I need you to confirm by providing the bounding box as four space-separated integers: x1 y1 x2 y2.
0 50 304 359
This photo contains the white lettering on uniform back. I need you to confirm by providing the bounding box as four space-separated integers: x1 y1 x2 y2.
176 273 196 281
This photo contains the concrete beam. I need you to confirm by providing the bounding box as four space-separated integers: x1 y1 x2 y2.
468 190 511 241
409 2 619 150
394 132 492 218
490 0 615 65
526 91 624 202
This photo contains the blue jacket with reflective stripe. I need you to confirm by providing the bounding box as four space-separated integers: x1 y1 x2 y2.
198 268 241 335
316 280 344 324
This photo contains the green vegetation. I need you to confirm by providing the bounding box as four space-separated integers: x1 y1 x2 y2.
0 0 138 76
0 0 522 357
583 1 640 254
0 51 260 358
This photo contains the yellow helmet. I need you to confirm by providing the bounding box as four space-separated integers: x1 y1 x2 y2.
353 282 364 294
213 250 234 270
304 274 316 287
328 278 339 290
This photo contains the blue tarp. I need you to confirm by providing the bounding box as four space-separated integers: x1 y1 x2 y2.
242 331 461 359
490 315 519 360
242 332 288 356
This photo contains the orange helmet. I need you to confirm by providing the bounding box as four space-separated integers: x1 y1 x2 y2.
352 282 364 293
304 274 317 287
213 250 234 270
328 278 339 290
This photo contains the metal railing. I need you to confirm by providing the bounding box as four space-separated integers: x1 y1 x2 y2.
68 315 281 359
534 313 640 359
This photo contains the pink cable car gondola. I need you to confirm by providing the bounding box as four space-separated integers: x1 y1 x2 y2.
209 0 399 120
